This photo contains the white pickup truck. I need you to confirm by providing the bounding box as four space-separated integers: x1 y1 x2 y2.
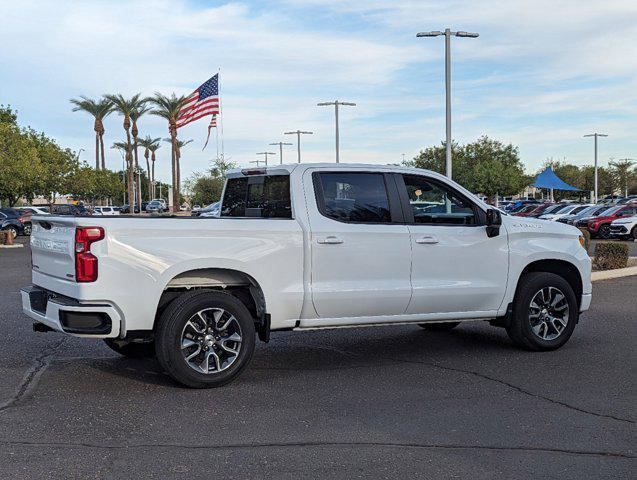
22 164 592 388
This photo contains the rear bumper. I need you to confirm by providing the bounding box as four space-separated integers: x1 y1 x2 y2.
21 285 121 338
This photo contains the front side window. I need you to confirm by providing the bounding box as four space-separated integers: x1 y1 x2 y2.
316 172 391 223
402 175 477 225
221 175 292 218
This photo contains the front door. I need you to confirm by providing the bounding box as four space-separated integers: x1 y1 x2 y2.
397 174 509 315
305 169 412 319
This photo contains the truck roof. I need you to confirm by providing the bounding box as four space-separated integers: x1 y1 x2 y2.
227 162 438 177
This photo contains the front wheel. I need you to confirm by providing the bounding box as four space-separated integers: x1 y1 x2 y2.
631 226 637 241
506 272 578 351
3 227 18 239
156 290 256 388
598 224 611 239
23 222 32 236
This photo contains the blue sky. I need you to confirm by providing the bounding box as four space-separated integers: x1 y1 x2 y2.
1 0 636 185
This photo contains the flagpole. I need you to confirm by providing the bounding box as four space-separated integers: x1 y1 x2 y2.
218 68 225 161
215 122 219 161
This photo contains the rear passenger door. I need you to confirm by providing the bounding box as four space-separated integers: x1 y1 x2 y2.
305 170 412 319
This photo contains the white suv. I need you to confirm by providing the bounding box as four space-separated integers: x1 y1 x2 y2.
610 215 637 240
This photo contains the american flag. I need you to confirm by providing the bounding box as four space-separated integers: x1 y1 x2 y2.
176 74 220 129
202 115 217 150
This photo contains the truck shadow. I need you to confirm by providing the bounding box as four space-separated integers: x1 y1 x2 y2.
87 322 519 388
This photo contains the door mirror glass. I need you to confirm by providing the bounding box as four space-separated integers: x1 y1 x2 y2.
486 208 502 238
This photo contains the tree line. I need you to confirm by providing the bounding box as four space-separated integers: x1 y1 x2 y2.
407 136 636 199
0 106 123 206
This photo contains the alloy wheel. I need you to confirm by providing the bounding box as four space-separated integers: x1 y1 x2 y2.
528 287 570 341
180 308 243 374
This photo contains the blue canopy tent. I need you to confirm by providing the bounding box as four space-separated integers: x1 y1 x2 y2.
532 167 581 201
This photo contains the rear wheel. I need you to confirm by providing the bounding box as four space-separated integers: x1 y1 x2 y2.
156 290 255 388
419 322 460 331
103 339 155 358
631 226 637 241
23 223 32 236
507 272 578 351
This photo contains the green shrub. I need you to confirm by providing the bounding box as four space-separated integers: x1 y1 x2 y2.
593 242 629 270
578 228 591 254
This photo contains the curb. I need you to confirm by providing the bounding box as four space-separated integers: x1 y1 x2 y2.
592 265 637 282
0 244 24 249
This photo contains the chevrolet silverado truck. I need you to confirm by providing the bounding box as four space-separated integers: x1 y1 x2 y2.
22 164 592 388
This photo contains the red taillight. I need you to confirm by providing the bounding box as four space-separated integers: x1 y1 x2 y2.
75 227 104 282
18 216 27 223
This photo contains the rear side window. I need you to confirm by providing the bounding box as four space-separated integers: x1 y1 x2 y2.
221 175 292 218
315 172 391 223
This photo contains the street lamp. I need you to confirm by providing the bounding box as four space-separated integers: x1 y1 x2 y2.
416 28 479 179
317 100 356 163
269 141 293 164
284 130 314 163
256 151 277 166
583 133 608 203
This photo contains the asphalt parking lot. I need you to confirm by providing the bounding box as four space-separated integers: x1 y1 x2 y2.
0 240 634 479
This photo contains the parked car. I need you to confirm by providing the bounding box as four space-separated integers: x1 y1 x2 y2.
22 164 592 388
20 206 50 215
120 204 140 214
0 208 28 237
616 195 637 205
199 202 221 218
515 202 561 218
93 206 120 216
50 204 88 216
557 205 609 225
192 202 220 217
576 203 637 238
539 204 593 221
149 199 168 212
146 200 164 213
506 199 540 212
609 215 637 240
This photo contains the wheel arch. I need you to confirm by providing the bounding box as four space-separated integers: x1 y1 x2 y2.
518 259 583 306
155 268 269 342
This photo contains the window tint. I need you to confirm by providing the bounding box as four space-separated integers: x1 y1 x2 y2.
221 175 292 218
402 175 476 225
316 172 391 223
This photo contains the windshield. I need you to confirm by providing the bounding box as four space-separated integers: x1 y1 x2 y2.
555 205 574 214
601 206 621 216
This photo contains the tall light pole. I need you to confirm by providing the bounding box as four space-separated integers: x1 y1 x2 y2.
317 100 356 163
584 133 608 203
250 159 266 167
284 130 313 163
416 28 479 179
256 151 276 166
269 141 293 164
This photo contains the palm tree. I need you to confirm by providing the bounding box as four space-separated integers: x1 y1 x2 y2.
147 93 187 212
148 141 162 199
111 141 130 205
70 96 113 170
138 136 161 200
105 94 145 213
130 103 151 206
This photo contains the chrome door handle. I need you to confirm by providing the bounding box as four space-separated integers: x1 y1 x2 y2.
317 236 343 245
415 235 439 244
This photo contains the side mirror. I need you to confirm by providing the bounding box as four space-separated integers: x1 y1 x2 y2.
486 208 502 238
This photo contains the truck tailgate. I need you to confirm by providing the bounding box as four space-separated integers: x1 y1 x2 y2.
30 216 77 282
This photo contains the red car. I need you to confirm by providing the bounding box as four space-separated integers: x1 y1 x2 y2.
576 203 637 238
514 202 557 217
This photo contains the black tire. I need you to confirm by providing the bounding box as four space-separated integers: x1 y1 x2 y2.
155 290 255 388
103 338 155 358
631 226 637 241
506 272 578 351
418 322 460 331
23 223 32 236
598 224 611 239
3 227 18 239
